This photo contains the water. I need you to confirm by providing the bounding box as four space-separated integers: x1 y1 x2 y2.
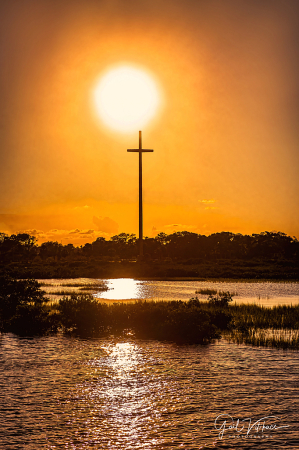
0 334 297 449
42 278 299 307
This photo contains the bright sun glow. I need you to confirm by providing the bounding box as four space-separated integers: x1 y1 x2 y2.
95 278 140 300
93 65 160 133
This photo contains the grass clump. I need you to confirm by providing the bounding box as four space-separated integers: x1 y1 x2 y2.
187 293 299 349
226 328 299 350
195 288 238 297
40 281 108 298
207 291 233 307
230 303 299 330
57 295 229 344
195 288 218 296
225 303 299 349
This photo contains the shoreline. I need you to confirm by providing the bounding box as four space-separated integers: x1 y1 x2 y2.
2 258 299 281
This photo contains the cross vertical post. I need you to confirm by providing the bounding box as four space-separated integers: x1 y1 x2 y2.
127 131 153 258
138 131 143 256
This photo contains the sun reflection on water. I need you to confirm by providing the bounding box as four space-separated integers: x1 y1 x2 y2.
72 341 209 448
79 341 164 448
103 342 139 379
95 278 142 300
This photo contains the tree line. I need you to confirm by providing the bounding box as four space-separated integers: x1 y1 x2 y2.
0 230 298 262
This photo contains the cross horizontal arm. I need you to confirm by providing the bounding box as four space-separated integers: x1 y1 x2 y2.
127 149 154 152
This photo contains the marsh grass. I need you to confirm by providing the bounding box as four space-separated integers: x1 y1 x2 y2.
225 328 299 349
229 303 299 329
47 290 94 296
224 303 299 349
56 296 231 343
39 281 108 297
79 285 107 291
39 281 107 288
195 288 238 296
53 292 299 348
195 288 217 295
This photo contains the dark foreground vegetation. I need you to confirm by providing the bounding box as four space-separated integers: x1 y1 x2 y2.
0 274 57 335
1 275 298 348
0 230 298 279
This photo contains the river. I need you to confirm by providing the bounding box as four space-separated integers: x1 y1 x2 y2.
0 333 297 449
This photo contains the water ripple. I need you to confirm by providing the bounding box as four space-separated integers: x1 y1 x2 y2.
0 334 297 449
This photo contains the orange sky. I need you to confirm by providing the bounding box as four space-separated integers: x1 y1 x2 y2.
0 0 299 245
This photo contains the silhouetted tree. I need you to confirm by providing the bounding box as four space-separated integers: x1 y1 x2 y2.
39 241 63 261
0 233 37 261
0 274 56 335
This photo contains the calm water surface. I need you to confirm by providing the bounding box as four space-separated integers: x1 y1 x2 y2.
42 278 299 306
0 334 298 449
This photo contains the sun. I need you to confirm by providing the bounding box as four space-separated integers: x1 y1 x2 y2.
93 65 161 133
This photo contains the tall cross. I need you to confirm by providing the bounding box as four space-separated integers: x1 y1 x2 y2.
127 131 153 257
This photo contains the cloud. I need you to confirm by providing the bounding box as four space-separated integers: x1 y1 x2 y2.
73 205 90 210
78 229 94 235
0 214 38 233
93 216 119 234
69 228 81 234
68 228 97 236
199 199 216 204
165 224 197 230
198 200 218 210
22 229 44 236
